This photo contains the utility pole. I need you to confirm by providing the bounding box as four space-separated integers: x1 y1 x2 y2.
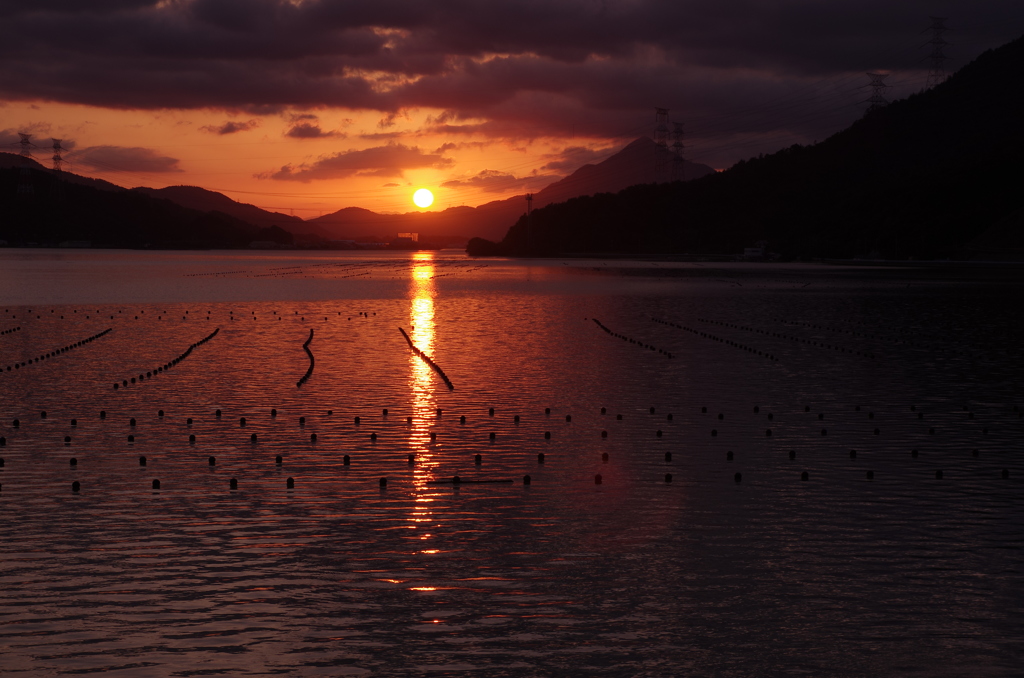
925 17 950 89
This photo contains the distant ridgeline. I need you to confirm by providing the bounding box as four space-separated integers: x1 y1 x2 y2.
469 34 1024 261
0 160 298 249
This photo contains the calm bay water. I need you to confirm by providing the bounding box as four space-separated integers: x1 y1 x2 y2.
0 249 1022 676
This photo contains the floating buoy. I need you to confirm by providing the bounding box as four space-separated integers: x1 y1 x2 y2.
408 454 414 464
601 452 609 463
565 415 572 422
656 430 662 438
250 433 257 442
72 481 80 492
187 418 192 425
911 449 919 458
789 450 795 459
100 411 106 419
873 428 880 435
0 437 5 447
490 432 496 440
139 456 146 466
343 455 350 465
41 411 47 419
453 476 461 485
382 408 388 416
726 451 733 461
429 431 437 441
537 453 545 463
70 457 77 466
230 478 238 490
327 410 333 415
929 428 935 435
805 406 810 412
665 473 673 483
379 477 387 488
158 410 164 417
734 472 742 483
240 417 246 427
868 412 874 419
767 413 773 421
801 471 809 481
543 431 551 440
64 436 71 444
354 416 361 425
616 414 622 420
971 449 979 457
460 415 466 424
152 479 161 490
436 408 442 417
287 477 295 489
701 407 707 414
866 470 874 479
712 429 718 437
489 408 495 416
127 435 135 442
523 475 532 485
820 429 827 436
935 470 943 480
600 430 607 438
766 429 772 437
299 416 305 425
753 406 759 414
649 407 655 414
310 433 317 442
407 416 413 424
1002 469 1010 479
216 409 222 417
189 434 196 443
276 455 282 464
594 474 602 485
664 451 672 462
475 454 482 465
271 408 277 417
208 456 216 466
850 449 857 458
370 432 377 441
514 415 520 423
600 407 606 415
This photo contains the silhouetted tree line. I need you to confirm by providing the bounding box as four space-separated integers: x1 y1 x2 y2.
469 35 1024 260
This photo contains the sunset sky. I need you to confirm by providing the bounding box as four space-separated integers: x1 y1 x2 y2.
1 0 1021 217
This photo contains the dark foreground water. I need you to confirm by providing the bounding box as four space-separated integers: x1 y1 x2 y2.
0 250 1022 676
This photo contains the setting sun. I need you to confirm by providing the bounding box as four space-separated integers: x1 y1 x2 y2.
413 188 434 208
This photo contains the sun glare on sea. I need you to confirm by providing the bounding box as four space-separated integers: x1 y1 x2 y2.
413 188 434 208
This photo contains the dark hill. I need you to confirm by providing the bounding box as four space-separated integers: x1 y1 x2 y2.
472 35 1024 260
133 185 306 230
0 165 261 248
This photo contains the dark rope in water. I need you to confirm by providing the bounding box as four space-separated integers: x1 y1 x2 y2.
398 327 454 390
297 329 314 387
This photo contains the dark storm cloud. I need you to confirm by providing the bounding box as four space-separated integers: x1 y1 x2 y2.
283 114 345 138
1 0 1022 165
200 119 260 134
72 145 183 172
263 142 452 182
441 168 557 193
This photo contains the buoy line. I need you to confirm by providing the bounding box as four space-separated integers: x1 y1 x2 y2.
3 328 111 374
1 326 21 336
695 317 875 359
398 327 454 390
297 329 315 387
592 319 673 358
112 328 218 390
652 317 778 361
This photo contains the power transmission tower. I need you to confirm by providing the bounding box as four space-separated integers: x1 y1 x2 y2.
925 16 950 89
865 73 889 115
670 122 685 181
51 139 65 172
17 133 35 198
654 108 670 181
51 138 67 201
